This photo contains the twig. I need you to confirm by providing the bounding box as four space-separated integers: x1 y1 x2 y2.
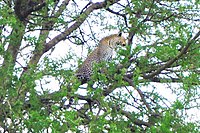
124 76 152 112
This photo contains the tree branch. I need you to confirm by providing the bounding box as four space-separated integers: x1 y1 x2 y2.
124 76 152 112
106 8 128 27
120 108 151 127
24 0 120 71
14 0 46 21
52 0 70 18
44 0 120 53
75 94 152 127
143 30 200 79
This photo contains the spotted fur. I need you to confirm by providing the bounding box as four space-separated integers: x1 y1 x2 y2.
76 33 126 84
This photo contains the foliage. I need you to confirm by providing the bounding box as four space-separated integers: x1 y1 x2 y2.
0 0 199 132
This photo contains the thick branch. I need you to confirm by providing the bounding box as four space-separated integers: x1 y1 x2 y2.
24 1 70 68
25 0 120 70
3 22 26 66
44 0 120 53
14 0 46 21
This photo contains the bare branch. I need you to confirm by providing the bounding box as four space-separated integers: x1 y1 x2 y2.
106 8 128 27
124 76 152 112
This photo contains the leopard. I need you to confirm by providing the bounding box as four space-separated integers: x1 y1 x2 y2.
76 33 126 84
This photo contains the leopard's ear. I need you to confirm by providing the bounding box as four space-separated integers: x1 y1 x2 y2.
118 32 122 37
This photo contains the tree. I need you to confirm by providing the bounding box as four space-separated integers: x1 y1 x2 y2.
0 0 199 132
